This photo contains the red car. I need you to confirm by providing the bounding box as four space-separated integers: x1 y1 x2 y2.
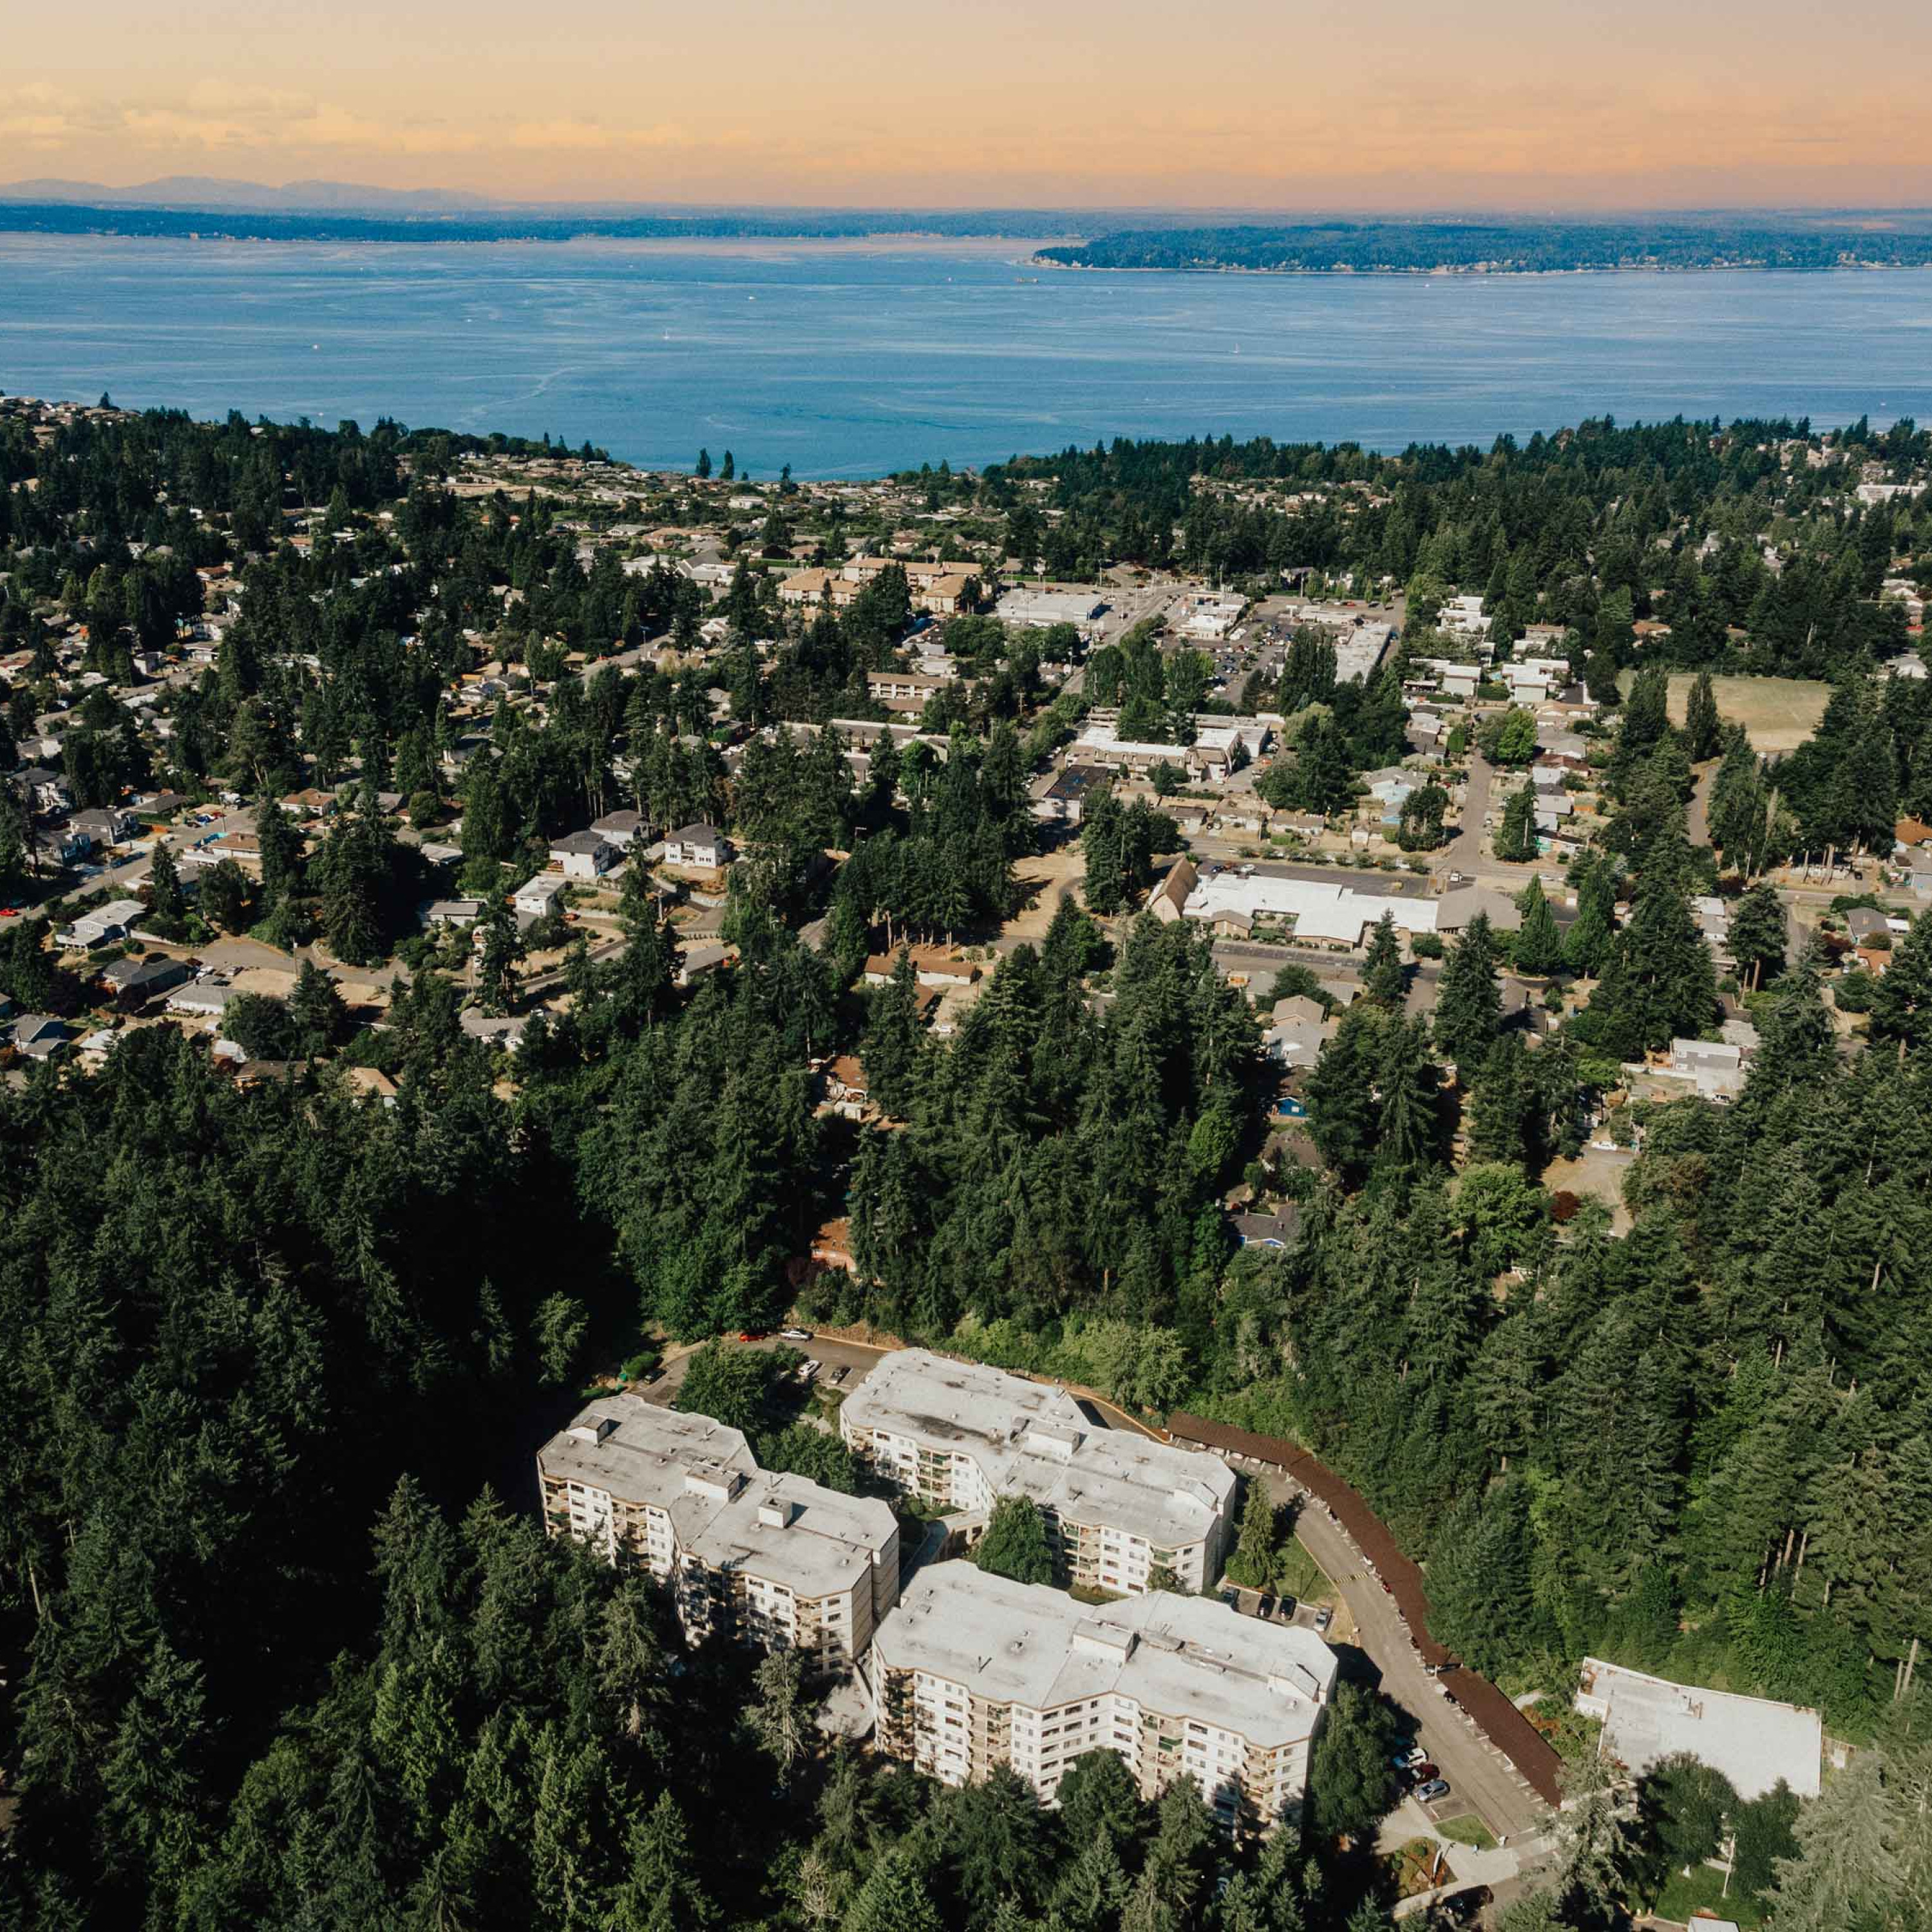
737 1330 770 1343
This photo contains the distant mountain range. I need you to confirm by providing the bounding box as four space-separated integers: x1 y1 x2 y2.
0 176 506 213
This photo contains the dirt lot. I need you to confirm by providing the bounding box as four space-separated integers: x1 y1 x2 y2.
1540 1144 1636 1234
1620 671 1831 753
996 846 1086 949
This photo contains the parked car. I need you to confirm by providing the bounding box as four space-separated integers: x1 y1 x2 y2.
1313 1607 1333 1632
1414 1779 1450 1803
1276 1595 1296 1620
1396 1745 1430 1770
736 1329 770 1342
797 1359 820 1384
830 1365 851 1385
1256 1595 1276 1620
780 1326 813 1340
1403 1762 1439 1786
1220 1589 1240 1608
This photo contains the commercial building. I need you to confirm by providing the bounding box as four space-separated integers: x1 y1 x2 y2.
1576 1658 1821 1800
839 1350 1235 1593
867 1562 1336 1832
539 1396 900 1663
996 589 1106 630
1179 871 1440 948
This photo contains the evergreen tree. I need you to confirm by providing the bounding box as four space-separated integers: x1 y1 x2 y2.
1361 913 1405 1004
1683 669 1723 762
290 958 349 1054
1727 880 1786 990
1435 914 1502 1074
1513 876 1564 976
1590 865 1716 1058
1495 781 1540 862
1563 856 1618 978
974 1497 1056 1586
1231 1479 1279 1587
146 838 187 928
1870 909 1932 1057
1466 1034 1535 1171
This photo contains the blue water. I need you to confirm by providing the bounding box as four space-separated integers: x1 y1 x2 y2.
3 233 1931 477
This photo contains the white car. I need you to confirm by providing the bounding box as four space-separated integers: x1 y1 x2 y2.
780 1326 812 1341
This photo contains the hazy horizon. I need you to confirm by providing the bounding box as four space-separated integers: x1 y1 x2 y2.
10 0 1932 211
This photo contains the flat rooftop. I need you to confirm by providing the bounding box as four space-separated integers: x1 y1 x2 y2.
841 1350 1233 1550
875 1562 1336 1745
1576 1658 1821 1800
539 1396 895 1598
1182 872 1441 944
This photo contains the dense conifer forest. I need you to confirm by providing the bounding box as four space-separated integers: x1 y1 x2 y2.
3 402 1931 1927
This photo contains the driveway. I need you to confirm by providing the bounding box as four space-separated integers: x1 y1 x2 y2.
1264 1473 1551 1842
1443 752 1495 869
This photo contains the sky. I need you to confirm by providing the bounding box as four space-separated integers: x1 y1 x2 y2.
7 0 1932 211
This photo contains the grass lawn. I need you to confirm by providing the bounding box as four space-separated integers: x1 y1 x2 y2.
1616 669 1831 753
1434 1815 1497 1853
1276 1535 1331 1605
1650 1864 1767 1927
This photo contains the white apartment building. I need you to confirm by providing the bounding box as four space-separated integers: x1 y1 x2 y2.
838 1350 1235 1593
538 1396 900 1663
867 1563 1337 1833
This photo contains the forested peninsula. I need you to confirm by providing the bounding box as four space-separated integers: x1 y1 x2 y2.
1036 218 1932 275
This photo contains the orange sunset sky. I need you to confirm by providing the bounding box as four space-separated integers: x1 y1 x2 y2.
7 0 1932 209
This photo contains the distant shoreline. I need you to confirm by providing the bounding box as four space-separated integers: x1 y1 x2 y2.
1028 254 1932 278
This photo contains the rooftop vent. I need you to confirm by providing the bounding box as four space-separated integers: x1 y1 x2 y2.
566 1415 617 1446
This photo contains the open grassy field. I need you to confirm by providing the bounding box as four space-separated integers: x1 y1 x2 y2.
1617 670 1832 752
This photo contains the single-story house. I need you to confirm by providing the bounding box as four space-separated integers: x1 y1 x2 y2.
102 955 193 1003
61 898 147 949
861 946 981 990
1844 906 1892 948
166 983 237 1019
1232 1208 1301 1249
425 898 485 929
12 1014 70 1059
1435 884 1524 936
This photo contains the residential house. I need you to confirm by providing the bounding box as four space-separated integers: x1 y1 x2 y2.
590 808 645 849
70 805 140 848
424 898 485 929
15 767 72 813
549 829 620 880
61 898 147 949
101 955 193 1004
12 1014 71 1059
861 946 981 990
663 823 733 870
512 873 569 919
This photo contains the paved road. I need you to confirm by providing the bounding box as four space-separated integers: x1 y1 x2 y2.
1443 752 1495 870
1264 1472 1551 1842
